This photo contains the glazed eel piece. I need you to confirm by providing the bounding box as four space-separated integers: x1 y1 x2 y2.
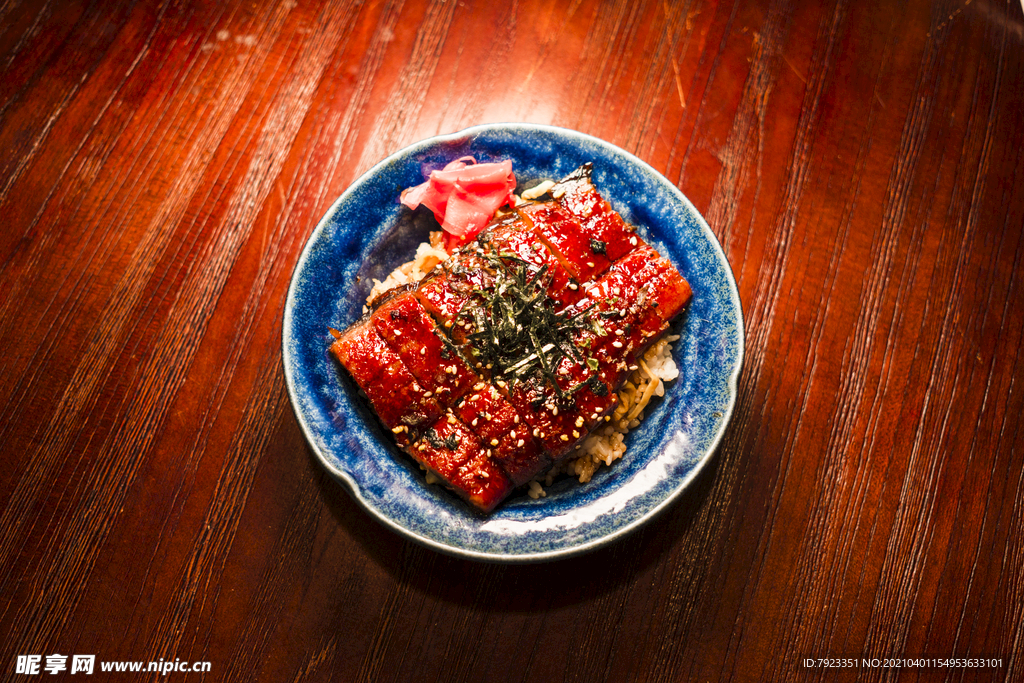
331 165 691 512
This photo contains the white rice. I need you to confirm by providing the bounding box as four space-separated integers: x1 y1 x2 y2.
364 233 449 310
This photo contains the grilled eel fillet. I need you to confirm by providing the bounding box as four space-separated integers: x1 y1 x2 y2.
330 164 692 512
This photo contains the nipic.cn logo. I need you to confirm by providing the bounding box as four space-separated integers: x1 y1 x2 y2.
16 655 95 675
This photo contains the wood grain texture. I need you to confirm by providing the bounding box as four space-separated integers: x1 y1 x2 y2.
1 0 1023 681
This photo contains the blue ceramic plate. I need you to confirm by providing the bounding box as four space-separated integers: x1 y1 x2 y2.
283 123 743 563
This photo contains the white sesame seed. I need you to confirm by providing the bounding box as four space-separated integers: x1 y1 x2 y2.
490 438 499 446
472 418 478 426
612 341 623 348
517 439 524 447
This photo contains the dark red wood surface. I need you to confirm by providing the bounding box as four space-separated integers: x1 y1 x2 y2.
2 0 1023 680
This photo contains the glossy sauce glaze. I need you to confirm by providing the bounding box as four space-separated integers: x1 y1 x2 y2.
331 165 692 512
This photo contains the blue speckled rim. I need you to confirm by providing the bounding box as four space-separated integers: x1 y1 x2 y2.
283 123 744 563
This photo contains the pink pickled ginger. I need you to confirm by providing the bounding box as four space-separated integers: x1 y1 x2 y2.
400 156 516 249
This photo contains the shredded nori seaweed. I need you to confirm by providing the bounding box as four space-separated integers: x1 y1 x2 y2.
424 428 459 451
447 246 600 403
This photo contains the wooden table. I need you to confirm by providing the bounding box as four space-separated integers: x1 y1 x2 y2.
2 0 1022 680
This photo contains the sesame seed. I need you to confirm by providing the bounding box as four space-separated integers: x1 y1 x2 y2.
444 320 453 328
513 415 520 423
560 434 569 442
510 430 516 439
552 406 559 416
420 347 426 355
533 428 540 437
517 439 524 447
586 261 595 268
448 414 456 424
472 418 478 426
630 236 637 246
612 341 623 348
423 391 433 397
575 417 584 427
490 438 499 446
474 383 485 390
568 282 578 290
572 430 580 438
